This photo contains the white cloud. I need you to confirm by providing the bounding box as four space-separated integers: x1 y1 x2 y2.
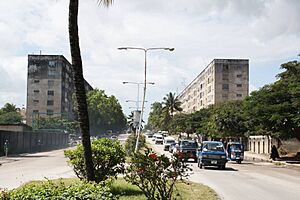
0 0 299 118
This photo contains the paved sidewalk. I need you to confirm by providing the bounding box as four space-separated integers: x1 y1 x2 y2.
244 151 300 169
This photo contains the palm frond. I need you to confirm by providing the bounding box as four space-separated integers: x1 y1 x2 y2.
96 0 113 7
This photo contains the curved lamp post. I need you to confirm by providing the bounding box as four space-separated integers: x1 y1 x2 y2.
118 47 174 152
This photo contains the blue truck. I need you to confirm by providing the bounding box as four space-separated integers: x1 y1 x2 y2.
197 141 227 170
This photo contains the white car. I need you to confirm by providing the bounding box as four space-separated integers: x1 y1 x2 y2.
163 137 176 151
155 135 164 145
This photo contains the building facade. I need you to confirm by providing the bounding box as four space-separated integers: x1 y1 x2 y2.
178 59 249 113
26 55 92 126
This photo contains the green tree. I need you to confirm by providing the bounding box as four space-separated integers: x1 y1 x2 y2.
147 102 163 130
207 101 247 138
65 138 125 183
162 92 182 118
68 0 113 181
0 103 23 124
86 89 126 135
242 60 300 140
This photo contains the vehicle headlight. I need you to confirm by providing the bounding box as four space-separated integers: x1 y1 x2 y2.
221 155 226 159
202 154 208 158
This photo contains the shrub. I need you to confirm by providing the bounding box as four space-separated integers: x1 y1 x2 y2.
0 179 116 200
124 133 145 155
125 148 190 200
64 137 125 183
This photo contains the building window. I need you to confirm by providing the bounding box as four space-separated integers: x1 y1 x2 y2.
47 109 53 115
222 73 229 81
208 86 211 93
48 69 56 76
49 61 56 67
222 84 229 90
237 84 242 87
34 80 40 83
236 94 242 97
48 80 54 88
237 74 242 78
33 100 39 105
47 100 54 106
222 94 228 98
200 84 203 90
222 64 229 71
48 90 54 96
33 90 39 94
33 110 39 114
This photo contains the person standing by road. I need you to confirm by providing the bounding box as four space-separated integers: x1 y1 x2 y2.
4 140 9 157
270 145 279 161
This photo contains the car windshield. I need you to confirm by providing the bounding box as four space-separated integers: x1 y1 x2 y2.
203 143 225 152
181 141 198 148
166 140 175 144
230 144 242 150
156 136 163 140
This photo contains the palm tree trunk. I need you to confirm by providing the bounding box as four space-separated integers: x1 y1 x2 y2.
68 0 95 181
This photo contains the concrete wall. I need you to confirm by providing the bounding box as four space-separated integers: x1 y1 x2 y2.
248 135 272 154
0 124 32 132
248 135 300 155
0 130 69 156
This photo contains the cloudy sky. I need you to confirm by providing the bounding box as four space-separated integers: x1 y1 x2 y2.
0 0 299 120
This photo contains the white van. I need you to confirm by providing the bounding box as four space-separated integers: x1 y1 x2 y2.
163 137 176 151
155 134 164 144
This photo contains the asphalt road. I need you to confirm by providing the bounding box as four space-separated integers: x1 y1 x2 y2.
0 148 75 190
148 138 300 200
0 135 129 190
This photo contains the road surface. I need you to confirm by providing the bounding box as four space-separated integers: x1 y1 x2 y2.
148 138 300 200
0 135 129 190
0 148 75 190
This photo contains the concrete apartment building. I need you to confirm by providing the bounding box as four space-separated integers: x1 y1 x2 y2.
178 59 249 113
26 54 93 126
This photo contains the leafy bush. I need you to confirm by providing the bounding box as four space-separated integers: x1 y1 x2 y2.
125 148 190 200
0 179 116 200
64 137 125 183
124 133 146 155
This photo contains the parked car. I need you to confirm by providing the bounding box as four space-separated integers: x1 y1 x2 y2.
155 135 164 145
163 137 176 151
147 133 154 138
174 140 198 162
197 141 227 169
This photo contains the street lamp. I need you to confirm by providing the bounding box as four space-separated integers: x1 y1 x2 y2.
119 47 174 152
123 81 154 111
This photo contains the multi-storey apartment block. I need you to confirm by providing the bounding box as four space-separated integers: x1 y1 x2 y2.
178 59 249 113
26 55 93 126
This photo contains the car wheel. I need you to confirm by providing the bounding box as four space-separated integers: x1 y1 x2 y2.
237 160 242 164
194 158 197 163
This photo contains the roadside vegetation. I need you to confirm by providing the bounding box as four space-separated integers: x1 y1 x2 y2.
146 60 300 141
0 178 218 200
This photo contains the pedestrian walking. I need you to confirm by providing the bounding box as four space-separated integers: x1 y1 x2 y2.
270 145 279 160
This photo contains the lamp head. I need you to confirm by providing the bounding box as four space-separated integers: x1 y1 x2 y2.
118 47 128 50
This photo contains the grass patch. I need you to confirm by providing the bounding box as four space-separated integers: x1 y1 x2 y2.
111 178 218 200
111 178 146 200
12 178 218 200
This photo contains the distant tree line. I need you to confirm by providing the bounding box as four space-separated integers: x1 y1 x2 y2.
0 103 23 124
146 60 300 140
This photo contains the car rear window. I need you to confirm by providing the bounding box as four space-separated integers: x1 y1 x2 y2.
203 143 225 152
181 141 198 148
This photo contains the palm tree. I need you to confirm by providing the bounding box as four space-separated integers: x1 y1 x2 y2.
162 92 183 117
68 0 113 181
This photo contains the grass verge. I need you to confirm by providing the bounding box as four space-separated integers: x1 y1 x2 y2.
14 177 218 200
